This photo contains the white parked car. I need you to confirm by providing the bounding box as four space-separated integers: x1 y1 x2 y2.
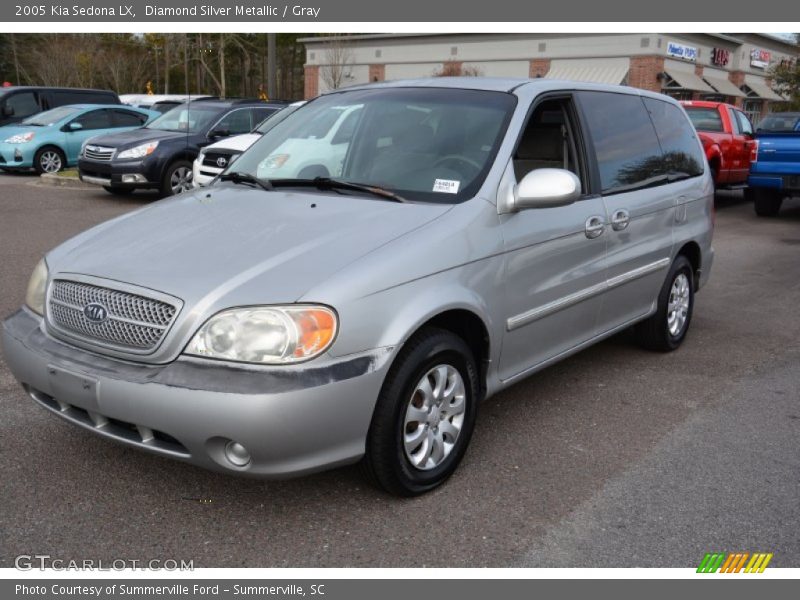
192 101 306 187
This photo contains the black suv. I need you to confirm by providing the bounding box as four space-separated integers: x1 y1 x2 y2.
77 99 286 197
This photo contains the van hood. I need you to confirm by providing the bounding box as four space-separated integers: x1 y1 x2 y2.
47 186 453 312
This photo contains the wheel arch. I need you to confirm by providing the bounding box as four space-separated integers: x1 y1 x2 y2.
676 241 702 288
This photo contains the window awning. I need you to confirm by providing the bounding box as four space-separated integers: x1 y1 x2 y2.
662 66 716 93
702 69 746 98
545 58 629 85
743 75 784 101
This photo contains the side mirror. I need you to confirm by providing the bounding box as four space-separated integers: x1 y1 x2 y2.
514 168 581 210
1 105 14 117
67 122 83 131
208 128 230 139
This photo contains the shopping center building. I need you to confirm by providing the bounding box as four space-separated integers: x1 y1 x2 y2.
301 33 798 123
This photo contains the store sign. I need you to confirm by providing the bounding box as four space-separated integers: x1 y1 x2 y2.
667 41 698 62
711 47 730 67
750 49 771 69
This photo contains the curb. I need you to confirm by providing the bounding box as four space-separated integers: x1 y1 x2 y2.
39 172 97 190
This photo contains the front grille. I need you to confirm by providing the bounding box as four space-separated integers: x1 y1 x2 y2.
202 151 233 168
48 280 178 352
83 145 115 161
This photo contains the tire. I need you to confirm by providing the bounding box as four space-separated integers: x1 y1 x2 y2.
361 327 480 496
752 188 783 217
103 186 135 196
159 160 193 197
635 255 694 352
33 146 65 175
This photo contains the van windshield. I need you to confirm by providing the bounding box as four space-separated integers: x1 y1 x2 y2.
225 87 516 203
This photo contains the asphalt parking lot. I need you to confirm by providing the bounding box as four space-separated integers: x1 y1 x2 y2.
0 173 798 568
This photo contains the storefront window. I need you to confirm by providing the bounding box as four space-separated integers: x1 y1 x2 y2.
742 100 763 125
662 89 693 101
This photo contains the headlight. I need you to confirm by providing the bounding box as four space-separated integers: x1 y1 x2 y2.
185 305 337 364
261 154 290 169
116 141 159 160
4 132 35 144
25 258 48 315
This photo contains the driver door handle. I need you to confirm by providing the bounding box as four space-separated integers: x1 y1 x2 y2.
585 215 606 239
611 209 630 231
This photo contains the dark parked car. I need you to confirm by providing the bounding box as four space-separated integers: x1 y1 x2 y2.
77 99 287 197
0 86 120 127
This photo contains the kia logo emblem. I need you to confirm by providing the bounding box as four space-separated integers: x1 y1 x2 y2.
83 302 108 324
216 157 228 167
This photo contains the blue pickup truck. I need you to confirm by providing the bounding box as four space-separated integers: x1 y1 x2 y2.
746 112 800 216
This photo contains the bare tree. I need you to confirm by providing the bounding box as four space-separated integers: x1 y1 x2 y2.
432 62 483 77
319 36 355 91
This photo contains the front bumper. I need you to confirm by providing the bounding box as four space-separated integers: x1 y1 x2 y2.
0 143 35 169
2 308 393 478
191 159 218 188
78 158 159 189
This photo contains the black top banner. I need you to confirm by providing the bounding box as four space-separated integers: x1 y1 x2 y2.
2 0 799 22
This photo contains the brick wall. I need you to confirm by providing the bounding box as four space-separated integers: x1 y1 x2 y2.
729 71 745 107
303 65 319 99
369 64 386 82
529 59 550 78
628 56 665 92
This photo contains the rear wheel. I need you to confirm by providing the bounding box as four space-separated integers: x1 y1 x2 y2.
34 146 65 174
751 188 783 217
635 255 694 352
159 160 193 197
361 327 479 496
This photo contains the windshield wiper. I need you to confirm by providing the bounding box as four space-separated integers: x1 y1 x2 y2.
218 171 273 192
270 177 407 203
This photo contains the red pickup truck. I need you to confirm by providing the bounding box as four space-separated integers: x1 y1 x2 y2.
680 100 757 190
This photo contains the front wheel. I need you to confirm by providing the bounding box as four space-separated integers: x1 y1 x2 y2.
361 328 480 496
34 146 65 174
635 255 694 352
159 160 193 197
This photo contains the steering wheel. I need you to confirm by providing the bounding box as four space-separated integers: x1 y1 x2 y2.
432 154 483 174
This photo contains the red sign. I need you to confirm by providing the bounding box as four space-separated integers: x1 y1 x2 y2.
750 49 771 69
711 48 730 67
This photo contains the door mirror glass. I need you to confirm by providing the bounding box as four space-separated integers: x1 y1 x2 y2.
208 128 230 139
514 168 581 209
67 121 83 131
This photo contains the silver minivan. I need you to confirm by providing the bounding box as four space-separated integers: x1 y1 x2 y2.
2 78 713 496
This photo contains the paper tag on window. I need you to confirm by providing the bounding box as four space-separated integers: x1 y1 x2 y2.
432 179 460 194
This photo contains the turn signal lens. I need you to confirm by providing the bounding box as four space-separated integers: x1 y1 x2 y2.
291 308 337 359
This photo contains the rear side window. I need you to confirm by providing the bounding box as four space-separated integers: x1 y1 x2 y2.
578 91 664 194
735 111 754 136
72 109 113 130
643 98 704 179
5 91 39 118
684 106 724 133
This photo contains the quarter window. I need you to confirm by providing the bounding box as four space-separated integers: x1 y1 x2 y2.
643 98 704 179
578 91 665 194
5 92 39 118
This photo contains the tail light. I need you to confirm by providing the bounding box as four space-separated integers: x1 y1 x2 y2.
750 139 759 163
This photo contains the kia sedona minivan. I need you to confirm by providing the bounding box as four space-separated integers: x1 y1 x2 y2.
2 79 713 496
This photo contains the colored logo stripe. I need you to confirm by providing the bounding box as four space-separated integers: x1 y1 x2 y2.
697 552 773 573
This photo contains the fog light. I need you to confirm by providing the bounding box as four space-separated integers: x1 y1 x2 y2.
14 149 23 161
224 441 251 467
121 173 146 183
